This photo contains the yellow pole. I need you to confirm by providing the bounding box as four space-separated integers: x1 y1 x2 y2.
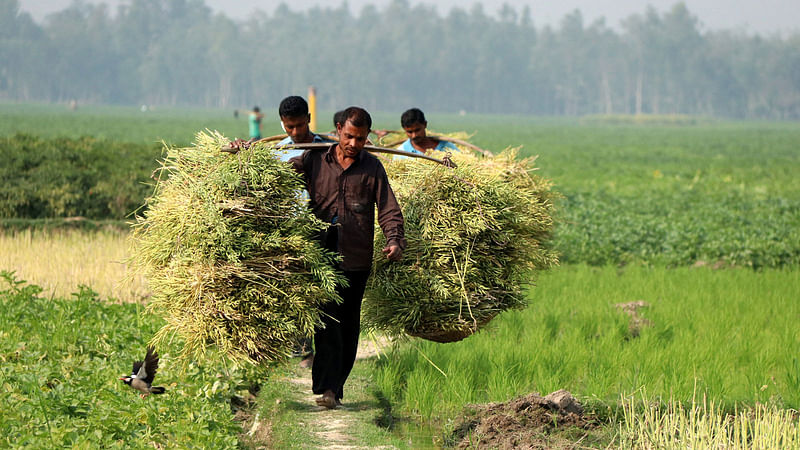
308 86 317 133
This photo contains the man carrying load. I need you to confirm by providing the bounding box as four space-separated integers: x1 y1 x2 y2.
289 106 405 409
397 108 460 154
276 95 334 162
276 95 335 368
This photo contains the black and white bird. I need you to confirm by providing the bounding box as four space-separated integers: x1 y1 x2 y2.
119 346 166 397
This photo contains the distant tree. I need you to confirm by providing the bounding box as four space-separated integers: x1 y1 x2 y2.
0 0 47 101
1 0 798 118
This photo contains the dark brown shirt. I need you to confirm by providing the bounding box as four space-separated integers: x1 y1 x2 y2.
290 144 405 271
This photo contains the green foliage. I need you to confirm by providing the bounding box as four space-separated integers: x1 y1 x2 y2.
364 150 558 340
0 133 160 219
557 191 800 268
0 270 259 448
129 131 344 364
525 122 800 269
3 108 800 269
372 265 800 421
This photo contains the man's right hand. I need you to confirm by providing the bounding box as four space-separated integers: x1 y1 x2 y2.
382 244 402 261
227 138 251 151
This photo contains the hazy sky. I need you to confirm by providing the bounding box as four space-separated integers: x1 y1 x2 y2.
20 0 800 35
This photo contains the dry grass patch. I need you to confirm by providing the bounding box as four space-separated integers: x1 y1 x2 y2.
620 391 800 449
0 228 148 302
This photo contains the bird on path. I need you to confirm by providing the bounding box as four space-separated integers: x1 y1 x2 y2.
119 346 166 397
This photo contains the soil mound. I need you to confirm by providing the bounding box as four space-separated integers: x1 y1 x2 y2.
450 390 597 449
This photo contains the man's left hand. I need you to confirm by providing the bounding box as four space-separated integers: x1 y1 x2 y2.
382 244 402 261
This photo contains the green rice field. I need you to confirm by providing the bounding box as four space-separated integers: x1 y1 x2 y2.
372 265 800 418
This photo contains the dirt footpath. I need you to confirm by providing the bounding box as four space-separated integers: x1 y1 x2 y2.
284 336 394 449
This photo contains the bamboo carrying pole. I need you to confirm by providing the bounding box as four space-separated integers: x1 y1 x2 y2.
379 132 494 158
223 141 457 167
257 133 290 143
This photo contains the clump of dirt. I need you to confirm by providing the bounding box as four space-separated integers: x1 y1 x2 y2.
449 390 599 449
615 300 653 338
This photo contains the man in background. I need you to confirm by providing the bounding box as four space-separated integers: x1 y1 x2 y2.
397 108 459 154
277 96 334 162
276 96 335 368
248 106 264 140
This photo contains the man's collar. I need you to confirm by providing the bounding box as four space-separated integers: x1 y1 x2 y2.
325 143 366 166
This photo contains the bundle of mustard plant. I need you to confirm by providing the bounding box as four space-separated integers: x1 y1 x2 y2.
364 148 557 342
128 131 343 363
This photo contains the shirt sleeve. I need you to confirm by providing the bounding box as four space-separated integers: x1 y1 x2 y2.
374 163 406 251
438 140 460 152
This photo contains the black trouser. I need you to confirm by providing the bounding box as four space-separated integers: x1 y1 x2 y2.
312 269 370 401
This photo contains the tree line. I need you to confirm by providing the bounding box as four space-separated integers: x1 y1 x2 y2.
1 0 799 118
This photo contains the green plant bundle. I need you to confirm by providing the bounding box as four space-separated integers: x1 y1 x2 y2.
129 131 343 364
364 149 558 342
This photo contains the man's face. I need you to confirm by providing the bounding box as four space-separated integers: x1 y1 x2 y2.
281 115 312 143
402 121 427 143
337 120 369 159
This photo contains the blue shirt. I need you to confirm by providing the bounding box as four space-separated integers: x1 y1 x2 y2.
277 134 335 161
396 138 459 159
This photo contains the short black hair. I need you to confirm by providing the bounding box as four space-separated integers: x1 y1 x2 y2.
278 96 308 118
401 108 426 128
253 106 260 112
341 106 371 130
333 110 345 128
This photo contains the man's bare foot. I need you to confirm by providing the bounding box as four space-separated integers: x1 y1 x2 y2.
315 390 337 409
299 354 314 369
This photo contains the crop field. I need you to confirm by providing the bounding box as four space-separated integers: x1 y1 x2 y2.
0 270 262 448
372 265 800 416
0 228 147 303
2 103 799 447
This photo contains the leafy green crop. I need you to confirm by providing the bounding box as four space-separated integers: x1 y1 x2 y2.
556 190 800 268
0 271 263 448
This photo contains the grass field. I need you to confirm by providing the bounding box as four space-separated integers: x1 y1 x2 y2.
2 103 799 447
371 265 800 419
3 263 797 447
4 103 799 267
